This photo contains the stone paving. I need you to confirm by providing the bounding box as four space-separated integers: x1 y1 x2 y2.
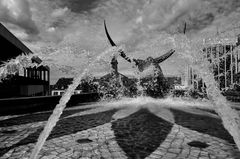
0 103 240 159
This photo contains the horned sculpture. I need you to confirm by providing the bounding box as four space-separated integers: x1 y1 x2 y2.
104 21 175 97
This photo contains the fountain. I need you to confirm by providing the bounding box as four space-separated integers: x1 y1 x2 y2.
0 21 240 158
170 34 240 150
29 46 120 159
104 21 175 98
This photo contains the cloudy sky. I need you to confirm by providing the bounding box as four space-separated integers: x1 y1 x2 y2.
1 0 240 84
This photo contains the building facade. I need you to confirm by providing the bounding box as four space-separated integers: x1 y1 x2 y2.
187 38 240 91
0 23 50 98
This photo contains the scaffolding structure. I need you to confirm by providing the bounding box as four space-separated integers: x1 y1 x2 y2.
187 43 240 91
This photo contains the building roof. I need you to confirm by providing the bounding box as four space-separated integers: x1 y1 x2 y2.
0 23 32 54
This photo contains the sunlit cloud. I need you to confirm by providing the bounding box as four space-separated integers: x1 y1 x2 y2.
1 0 240 83
0 0 38 34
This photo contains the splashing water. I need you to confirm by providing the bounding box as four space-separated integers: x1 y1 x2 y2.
102 96 213 110
119 49 144 97
1 27 240 157
29 46 119 159
0 54 37 81
133 65 144 97
96 52 128 100
91 96 215 124
169 34 240 150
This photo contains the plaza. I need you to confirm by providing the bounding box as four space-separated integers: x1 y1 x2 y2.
0 99 240 159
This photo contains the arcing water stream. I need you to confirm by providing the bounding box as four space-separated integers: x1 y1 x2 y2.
31 32 240 158
29 46 119 159
0 31 240 158
170 34 240 150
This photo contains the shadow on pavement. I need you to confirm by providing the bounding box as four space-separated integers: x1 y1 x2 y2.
112 108 173 159
0 108 90 127
170 108 235 144
0 109 118 157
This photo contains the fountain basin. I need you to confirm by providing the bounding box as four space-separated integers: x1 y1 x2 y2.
0 93 100 115
0 99 239 158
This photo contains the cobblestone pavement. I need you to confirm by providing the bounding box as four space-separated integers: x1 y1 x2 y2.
0 103 240 159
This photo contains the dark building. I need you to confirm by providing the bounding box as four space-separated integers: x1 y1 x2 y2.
51 78 80 96
0 23 50 98
51 78 97 96
0 24 32 63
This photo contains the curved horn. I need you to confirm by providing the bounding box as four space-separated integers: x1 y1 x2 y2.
104 20 117 46
154 49 175 64
104 20 134 64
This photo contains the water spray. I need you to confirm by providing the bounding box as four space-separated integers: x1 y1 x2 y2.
171 34 240 150
30 47 118 159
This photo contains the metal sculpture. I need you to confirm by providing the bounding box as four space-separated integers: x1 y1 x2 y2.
104 21 175 97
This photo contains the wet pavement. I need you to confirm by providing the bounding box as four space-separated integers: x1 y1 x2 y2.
0 103 240 159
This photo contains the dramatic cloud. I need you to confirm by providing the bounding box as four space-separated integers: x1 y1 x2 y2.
0 0 39 34
2 0 240 83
